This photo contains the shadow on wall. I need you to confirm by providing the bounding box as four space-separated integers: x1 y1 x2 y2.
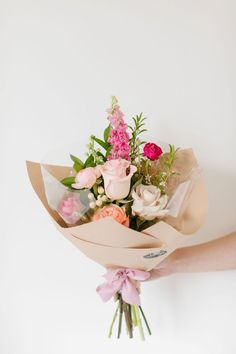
148 166 236 335
185 166 236 246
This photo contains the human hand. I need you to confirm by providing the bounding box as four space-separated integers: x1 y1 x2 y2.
149 250 178 281
148 232 236 280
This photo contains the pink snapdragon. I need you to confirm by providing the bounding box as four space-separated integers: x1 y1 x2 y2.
107 97 131 160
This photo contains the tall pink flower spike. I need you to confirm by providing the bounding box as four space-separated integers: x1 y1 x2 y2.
107 96 131 160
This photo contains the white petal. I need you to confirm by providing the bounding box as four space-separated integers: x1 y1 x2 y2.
143 189 156 204
131 200 144 214
155 187 161 200
156 209 169 217
158 194 168 209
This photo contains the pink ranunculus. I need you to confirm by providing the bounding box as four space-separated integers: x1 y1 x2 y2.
92 204 129 227
143 142 163 161
98 159 137 200
72 166 101 189
58 195 84 225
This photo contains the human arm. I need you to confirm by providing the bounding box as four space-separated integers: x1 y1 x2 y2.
150 232 236 280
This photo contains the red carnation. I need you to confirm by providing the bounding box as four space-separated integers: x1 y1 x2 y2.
143 142 163 161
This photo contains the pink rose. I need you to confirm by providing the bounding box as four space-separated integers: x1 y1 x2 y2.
92 204 129 227
58 195 84 225
98 159 137 200
72 166 101 189
143 143 163 161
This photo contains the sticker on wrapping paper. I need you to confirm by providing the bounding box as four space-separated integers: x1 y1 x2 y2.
143 250 167 258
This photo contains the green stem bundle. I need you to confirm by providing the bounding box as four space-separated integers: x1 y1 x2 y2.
108 293 152 340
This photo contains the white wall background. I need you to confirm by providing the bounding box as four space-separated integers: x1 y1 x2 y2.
1 1 236 353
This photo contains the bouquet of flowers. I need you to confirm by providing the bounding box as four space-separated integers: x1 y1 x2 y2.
27 96 208 340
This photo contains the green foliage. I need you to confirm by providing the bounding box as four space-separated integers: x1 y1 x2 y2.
105 145 112 158
96 151 106 161
128 113 147 170
70 154 84 172
164 144 179 170
152 144 180 193
86 135 108 164
70 154 84 166
91 135 110 151
103 124 111 142
60 176 75 187
84 154 95 167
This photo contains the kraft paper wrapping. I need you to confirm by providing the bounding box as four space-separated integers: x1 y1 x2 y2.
26 149 208 271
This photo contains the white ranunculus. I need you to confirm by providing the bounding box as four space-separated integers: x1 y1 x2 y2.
131 184 169 221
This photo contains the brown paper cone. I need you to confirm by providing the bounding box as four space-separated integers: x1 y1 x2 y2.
26 149 208 271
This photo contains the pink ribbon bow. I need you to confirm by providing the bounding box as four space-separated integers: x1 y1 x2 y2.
96 268 150 305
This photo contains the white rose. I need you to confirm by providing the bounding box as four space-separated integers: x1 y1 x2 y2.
131 184 168 221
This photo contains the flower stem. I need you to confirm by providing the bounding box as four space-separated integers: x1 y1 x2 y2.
128 304 133 336
117 295 123 338
135 305 145 341
139 306 152 335
123 302 133 338
145 159 149 176
131 304 138 326
108 301 119 338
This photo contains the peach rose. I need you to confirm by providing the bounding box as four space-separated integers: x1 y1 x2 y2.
98 159 137 200
72 166 101 189
92 204 129 227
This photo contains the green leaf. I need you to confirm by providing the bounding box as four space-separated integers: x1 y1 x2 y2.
103 124 111 142
164 162 171 168
91 135 110 150
92 184 98 196
70 154 84 167
96 151 106 161
60 176 75 187
73 162 83 172
84 154 95 167
105 145 112 158
137 123 146 129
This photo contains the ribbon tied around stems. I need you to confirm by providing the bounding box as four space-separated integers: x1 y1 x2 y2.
96 268 150 305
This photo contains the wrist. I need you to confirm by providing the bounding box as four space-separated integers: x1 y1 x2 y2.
169 247 188 274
